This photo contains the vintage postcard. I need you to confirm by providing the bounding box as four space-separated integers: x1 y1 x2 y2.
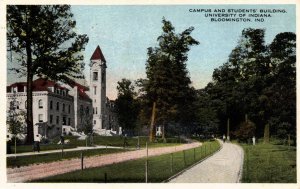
0 0 299 188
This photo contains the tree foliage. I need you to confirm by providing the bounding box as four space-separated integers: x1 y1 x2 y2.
206 28 295 142
7 5 89 144
142 18 199 139
115 79 140 135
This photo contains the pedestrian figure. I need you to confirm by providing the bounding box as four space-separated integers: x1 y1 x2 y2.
222 134 226 143
227 135 230 142
6 135 11 154
123 136 128 149
252 136 256 145
60 135 65 145
36 134 41 152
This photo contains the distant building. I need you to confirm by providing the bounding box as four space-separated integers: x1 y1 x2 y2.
6 45 120 139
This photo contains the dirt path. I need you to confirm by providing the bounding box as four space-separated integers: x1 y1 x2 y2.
169 141 243 183
7 142 200 183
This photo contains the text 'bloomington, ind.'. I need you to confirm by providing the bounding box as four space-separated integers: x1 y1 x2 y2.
189 8 287 22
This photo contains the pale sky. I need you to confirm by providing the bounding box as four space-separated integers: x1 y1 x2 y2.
7 5 296 100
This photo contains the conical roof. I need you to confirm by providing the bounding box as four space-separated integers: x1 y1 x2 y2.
90 45 106 63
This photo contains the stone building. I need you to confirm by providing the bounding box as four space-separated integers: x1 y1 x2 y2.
6 45 120 139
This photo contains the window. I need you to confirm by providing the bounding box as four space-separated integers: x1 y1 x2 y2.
68 105 71 113
16 101 19 109
86 107 89 114
38 114 43 122
94 86 97 95
63 117 66 125
56 102 59 111
50 115 53 124
68 118 71 125
38 99 43 108
56 116 59 124
50 100 53 109
102 70 105 83
93 72 98 81
94 120 96 125
62 103 65 112
96 107 98 114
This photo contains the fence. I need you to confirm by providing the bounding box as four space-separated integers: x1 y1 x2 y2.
73 140 220 183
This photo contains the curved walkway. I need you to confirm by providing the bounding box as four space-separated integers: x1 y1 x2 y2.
7 142 200 183
169 140 244 183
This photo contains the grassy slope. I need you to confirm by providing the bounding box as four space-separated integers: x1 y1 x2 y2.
240 142 296 183
7 148 127 168
33 140 220 183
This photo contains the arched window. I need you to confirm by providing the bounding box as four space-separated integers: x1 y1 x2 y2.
50 100 53 110
56 102 59 111
62 103 65 112
38 99 43 108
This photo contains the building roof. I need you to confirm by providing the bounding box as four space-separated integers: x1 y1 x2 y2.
90 45 106 63
32 78 68 91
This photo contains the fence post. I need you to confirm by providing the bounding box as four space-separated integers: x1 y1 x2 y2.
171 153 173 173
104 172 107 183
145 142 148 183
193 148 196 161
61 143 64 158
246 148 249 182
81 151 84 170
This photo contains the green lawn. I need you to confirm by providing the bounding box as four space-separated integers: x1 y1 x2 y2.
32 140 220 183
7 148 127 168
240 142 296 183
10 143 77 154
9 136 182 154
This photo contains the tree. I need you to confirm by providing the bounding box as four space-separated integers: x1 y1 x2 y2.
206 28 296 142
115 79 140 135
144 18 199 141
7 92 26 154
7 5 89 144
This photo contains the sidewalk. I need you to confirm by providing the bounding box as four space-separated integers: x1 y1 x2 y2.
7 145 124 157
7 142 201 182
169 140 244 183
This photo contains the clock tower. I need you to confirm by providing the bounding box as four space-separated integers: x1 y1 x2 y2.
90 45 107 131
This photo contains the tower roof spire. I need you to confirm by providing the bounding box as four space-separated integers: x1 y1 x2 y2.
90 45 106 63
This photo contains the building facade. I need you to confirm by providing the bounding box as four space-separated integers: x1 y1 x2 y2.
6 45 119 139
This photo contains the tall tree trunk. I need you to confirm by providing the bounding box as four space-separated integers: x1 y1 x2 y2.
162 122 166 142
264 123 270 144
227 118 230 139
149 102 156 142
25 38 34 145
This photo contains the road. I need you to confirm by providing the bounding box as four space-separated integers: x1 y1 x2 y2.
7 142 200 182
169 141 244 183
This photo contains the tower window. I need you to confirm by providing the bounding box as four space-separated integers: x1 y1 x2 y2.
101 70 105 83
38 99 43 108
93 72 98 81
94 86 97 95
38 114 43 122
50 100 53 109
